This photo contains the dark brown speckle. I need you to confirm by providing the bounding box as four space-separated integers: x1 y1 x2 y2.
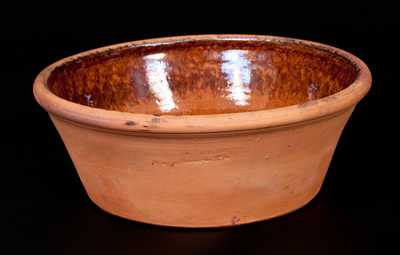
125 121 137 126
231 216 240 225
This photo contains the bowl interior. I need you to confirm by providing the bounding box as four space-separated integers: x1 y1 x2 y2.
47 39 358 115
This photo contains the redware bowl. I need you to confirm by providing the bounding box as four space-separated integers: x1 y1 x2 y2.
33 35 371 227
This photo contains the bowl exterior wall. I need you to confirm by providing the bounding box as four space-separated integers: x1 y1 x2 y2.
49 107 353 227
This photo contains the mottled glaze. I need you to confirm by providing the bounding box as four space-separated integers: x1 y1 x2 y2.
33 35 371 227
48 40 358 115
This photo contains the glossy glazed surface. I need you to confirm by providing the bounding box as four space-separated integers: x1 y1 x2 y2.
48 40 358 115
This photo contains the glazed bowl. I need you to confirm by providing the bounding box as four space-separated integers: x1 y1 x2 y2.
33 35 371 227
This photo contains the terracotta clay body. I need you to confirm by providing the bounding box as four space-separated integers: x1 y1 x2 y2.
33 35 371 227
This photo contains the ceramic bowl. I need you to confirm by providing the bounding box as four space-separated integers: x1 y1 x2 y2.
33 35 371 227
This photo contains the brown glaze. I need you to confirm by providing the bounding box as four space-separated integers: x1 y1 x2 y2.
48 40 358 115
33 35 371 227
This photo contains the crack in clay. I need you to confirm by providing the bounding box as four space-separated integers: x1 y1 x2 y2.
151 154 230 167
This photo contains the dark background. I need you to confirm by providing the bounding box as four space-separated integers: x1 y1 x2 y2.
4 8 399 254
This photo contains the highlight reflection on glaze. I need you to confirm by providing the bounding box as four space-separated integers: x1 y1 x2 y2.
144 53 177 112
221 50 251 106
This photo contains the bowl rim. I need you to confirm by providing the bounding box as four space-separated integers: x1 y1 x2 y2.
33 34 372 134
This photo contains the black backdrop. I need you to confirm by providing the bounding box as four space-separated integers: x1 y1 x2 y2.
4 10 399 255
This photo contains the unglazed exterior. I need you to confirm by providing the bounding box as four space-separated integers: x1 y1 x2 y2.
33 35 371 227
